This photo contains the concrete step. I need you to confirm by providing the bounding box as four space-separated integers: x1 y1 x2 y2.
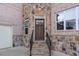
32 43 48 48
31 42 49 56
31 53 49 56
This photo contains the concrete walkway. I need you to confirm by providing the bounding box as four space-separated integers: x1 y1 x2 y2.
0 46 28 56
0 46 68 56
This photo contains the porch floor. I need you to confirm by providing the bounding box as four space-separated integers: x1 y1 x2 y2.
0 46 68 56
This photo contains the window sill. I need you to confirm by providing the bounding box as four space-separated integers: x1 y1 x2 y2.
56 29 77 32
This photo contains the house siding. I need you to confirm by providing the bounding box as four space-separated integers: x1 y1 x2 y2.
0 4 24 47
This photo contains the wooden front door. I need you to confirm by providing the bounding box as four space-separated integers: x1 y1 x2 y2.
35 18 44 41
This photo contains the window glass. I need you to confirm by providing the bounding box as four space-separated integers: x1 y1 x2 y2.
25 28 28 34
64 8 76 21
56 12 64 30
56 7 76 30
66 19 76 30
57 21 64 30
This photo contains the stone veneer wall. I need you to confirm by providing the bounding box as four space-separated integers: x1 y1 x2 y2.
23 3 51 34
23 3 79 56
52 35 79 56
23 4 52 55
51 3 79 56
13 35 24 47
23 3 51 44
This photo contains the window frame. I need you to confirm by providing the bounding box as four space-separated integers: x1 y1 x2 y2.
55 6 79 31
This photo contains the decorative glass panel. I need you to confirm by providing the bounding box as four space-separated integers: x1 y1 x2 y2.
36 19 44 25
24 20 29 27
24 20 29 34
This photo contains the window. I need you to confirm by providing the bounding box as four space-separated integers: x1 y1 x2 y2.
66 19 76 30
56 6 79 30
56 14 64 30
57 21 64 30
24 19 29 34
25 28 28 34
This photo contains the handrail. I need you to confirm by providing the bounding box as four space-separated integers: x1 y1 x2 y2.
46 32 52 56
30 30 34 56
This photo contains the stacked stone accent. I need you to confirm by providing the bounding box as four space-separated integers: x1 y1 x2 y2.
23 3 79 56
13 35 24 47
23 4 52 56
51 35 79 56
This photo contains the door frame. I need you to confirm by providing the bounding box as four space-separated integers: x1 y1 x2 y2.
34 16 46 42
